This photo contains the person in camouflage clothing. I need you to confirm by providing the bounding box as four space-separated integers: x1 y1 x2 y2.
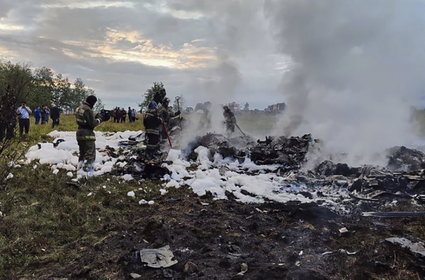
75 95 109 173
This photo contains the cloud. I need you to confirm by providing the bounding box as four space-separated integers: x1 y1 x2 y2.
0 0 285 109
85 28 217 69
41 0 135 9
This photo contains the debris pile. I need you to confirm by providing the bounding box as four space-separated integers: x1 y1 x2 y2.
110 147 170 179
25 131 425 214
386 146 425 172
250 134 314 169
185 133 315 171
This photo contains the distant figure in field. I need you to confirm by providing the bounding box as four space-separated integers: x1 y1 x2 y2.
128 107 133 122
16 101 32 137
41 106 50 124
50 103 61 128
115 107 122 123
121 108 126 123
131 109 137 122
34 106 42 125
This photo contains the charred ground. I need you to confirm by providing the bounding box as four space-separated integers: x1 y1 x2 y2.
2 168 424 280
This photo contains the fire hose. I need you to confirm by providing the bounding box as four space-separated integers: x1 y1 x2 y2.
235 122 246 137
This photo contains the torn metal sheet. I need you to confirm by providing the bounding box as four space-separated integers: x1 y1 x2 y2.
139 245 178 268
362 211 425 218
385 237 425 258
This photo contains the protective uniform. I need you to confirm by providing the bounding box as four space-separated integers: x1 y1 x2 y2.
159 98 181 137
223 106 236 133
75 95 101 172
143 101 162 157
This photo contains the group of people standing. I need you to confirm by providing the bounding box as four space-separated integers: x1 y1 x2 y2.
0 102 62 140
33 104 61 127
111 107 137 123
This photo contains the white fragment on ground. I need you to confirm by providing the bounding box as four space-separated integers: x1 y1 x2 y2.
87 192 93 197
130 273 142 279
33 165 38 169
52 169 59 175
138 199 148 205
148 200 155 205
160 189 168 195
121 174 134 181
6 173 14 180
66 172 73 178
127 191 136 198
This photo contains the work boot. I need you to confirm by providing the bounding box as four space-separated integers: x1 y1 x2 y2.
83 161 94 177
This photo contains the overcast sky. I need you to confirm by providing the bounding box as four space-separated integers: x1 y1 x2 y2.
0 0 291 109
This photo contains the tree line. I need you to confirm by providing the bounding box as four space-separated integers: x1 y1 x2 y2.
0 61 100 114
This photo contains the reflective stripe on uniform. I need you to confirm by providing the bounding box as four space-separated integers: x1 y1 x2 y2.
77 135 96 140
146 144 159 149
146 129 160 135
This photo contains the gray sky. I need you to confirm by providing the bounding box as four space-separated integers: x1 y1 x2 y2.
0 0 288 109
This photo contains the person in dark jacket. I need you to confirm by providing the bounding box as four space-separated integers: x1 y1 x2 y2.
50 103 60 128
121 108 126 123
128 107 133 122
41 106 50 124
115 107 122 123
75 95 109 174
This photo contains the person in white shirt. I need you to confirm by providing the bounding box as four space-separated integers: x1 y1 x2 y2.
16 102 32 136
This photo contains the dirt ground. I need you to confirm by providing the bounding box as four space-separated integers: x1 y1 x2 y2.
18 186 424 280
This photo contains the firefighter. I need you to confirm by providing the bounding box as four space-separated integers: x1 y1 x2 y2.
75 95 109 174
158 98 181 137
143 100 162 158
223 105 236 133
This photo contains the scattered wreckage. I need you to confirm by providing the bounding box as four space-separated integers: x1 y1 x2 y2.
106 131 425 214
34 131 425 214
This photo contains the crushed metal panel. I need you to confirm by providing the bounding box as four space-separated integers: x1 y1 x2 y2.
139 245 178 268
362 211 425 218
385 237 425 258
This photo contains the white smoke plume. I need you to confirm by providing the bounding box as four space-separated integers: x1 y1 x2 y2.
265 0 425 165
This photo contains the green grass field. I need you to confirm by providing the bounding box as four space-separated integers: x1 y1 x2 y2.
0 114 152 278
26 114 144 142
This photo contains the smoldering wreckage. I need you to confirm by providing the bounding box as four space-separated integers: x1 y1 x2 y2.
26 119 425 279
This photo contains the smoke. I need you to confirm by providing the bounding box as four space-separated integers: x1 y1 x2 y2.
264 0 425 165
